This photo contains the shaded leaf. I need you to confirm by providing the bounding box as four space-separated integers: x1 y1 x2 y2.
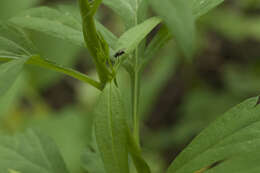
141 25 171 67
0 22 36 55
167 97 260 173
0 0 39 20
0 57 28 97
103 0 135 28
81 145 106 173
0 130 69 173
149 0 194 59
28 110 92 173
10 7 85 47
10 7 117 49
206 150 260 173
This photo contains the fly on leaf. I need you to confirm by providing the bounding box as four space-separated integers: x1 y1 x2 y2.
114 50 125 58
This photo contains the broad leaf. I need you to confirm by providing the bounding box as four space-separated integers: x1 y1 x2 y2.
94 82 129 173
167 96 260 173
115 17 162 55
149 0 195 59
0 130 69 173
28 110 92 173
10 7 117 49
103 0 135 28
10 7 85 47
0 57 28 97
193 0 224 18
0 22 36 55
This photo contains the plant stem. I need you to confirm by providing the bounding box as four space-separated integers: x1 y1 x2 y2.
0 56 103 90
132 0 141 146
79 0 112 85
132 66 140 146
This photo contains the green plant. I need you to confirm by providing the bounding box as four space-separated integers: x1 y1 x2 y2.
1 0 260 173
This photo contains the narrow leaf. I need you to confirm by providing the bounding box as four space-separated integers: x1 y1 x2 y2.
0 57 28 97
193 0 224 18
103 0 135 28
115 17 162 55
149 0 195 59
167 97 260 173
94 82 129 173
0 130 69 173
141 25 172 67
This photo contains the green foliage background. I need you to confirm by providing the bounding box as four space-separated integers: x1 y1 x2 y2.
1 0 260 173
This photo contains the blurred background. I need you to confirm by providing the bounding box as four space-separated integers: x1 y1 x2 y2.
1 0 260 172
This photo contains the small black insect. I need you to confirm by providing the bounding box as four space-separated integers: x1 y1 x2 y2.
114 50 125 58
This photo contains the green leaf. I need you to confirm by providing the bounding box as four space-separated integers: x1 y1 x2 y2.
82 144 106 173
0 57 28 97
115 17 162 55
28 110 92 173
103 0 135 28
10 7 85 47
193 0 224 18
0 22 36 55
8 169 21 173
0 0 39 20
205 150 260 173
0 130 69 173
141 25 171 67
167 96 260 173
148 0 195 59
94 82 129 173
10 7 117 50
